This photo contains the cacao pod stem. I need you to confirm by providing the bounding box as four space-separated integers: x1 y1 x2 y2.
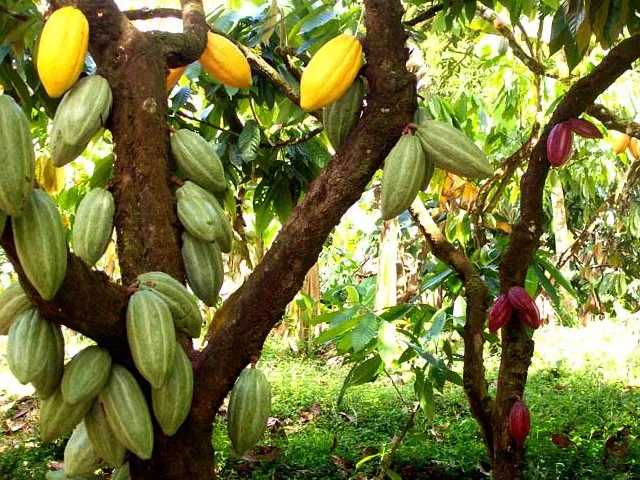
547 122 573 167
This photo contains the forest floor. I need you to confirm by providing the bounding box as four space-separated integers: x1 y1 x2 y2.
0 319 639 480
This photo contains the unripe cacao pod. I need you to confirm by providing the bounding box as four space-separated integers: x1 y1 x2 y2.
7 309 57 384
181 232 224 307
72 188 115 266
612 132 631 155
300 35 363 112
380 135 426 220
0 282 32 335
488 293 513 332
151 344 194 436
323 77 365 150
568 118 602 139
12 189 67 300
507 286 541 329
126 290 176 388
415 121 493 179
176 183 224 243
509 399 531 446
167 66 186 90
40 386 94 442
37 6 89 98
85 400 126 468
629 137 639 158
50 124 87 169
64 422 103 478
170 129 226 194
138 271 202 338
413 107 433 126
112 462 131 480
421 156 436 191
227 367 272 456
31 321 64 400
199 32 252 89
61 346 112 405
0 94 35 216
99 364 154 460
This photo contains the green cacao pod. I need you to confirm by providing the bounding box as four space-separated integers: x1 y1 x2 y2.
61 346 112 405
31 321 64 400
99 364 154 460
227 367 272 456
64 421 103 478
323 77 365 150
85 400 126 468
112 462 131 480
138 271 202 338
413 107 433 126
7 309 57 384
12 189 67 300
182 232 224 307
72 188 115 266
40 386 94 442
0 282 32 335
170 129 226 193
50 122 87 169
176 181 226 243
415 121 493 179
126 290 176 388
380 135 426 220
0 94 35 217
152 344 193 436
422 156 436 191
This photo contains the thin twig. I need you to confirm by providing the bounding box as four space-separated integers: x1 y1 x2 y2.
267 127 324 148
373 407 417 480
0 5 29 21
404 5 444 27
175 111 240 136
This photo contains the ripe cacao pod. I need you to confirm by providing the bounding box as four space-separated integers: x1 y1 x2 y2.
380 135 426 220
300 35 363 112
31 322 64 400
64 422 103 478
138 271 202 338
170 129 226 193
126 290 176 388
182 232 224 307
568 118 602 139
415 121 493 179
99 364 154 460
323 77 365 150
199 32 252 89
37 6 89 98
612 132 631 155
61 346 112 405
509 399 531 446
176 183 225 243
0 95 35 216
488 293 513 332
12 189 67 300
0 282 32 335
72 188 115 266
167 66 186 90
151 344 193 436
507 286 541 329
629 137 639 158
85 400 126 468
112 462 131 480
547 122 573 167
227 367 271 456
7 309 57 384
40 386 94 442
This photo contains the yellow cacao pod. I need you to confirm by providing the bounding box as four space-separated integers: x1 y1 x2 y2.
37 6 89 98
167 66 187 91
612 132 631 155
300 35 363 112
199 32 252 89
629 138 639 158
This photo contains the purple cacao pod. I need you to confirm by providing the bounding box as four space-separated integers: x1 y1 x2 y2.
509 399 531 446
547 122 573 167
507 286 541 329
488 294 513 332
568 118 603 139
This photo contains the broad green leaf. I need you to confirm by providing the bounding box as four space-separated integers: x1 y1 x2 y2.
315 313 363 344
238 120 261 163
535 254 579 299
310 305 360 326
377 320 397 367
351 312 378 353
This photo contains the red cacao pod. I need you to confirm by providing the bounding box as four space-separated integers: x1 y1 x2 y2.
507 286 541 329
568 118 602 139
509 399 531 446
547 122 573 167
488 294 513 332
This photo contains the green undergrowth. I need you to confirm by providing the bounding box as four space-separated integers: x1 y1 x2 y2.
1 321 639 480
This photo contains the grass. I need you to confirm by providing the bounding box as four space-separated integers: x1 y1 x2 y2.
1 320 639 479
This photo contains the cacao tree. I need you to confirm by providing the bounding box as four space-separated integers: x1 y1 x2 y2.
0 1 639 480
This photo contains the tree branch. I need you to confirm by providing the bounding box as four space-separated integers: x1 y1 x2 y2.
266 126 324 148
124 7 181 20
476 5 556 79
190 0 416 426
404 5 444 27
585 104 640 139
0 4 29 21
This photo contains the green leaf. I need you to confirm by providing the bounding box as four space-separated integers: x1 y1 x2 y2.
386 469 402 480
421 267 454 292
377 320 397 368
535 253 579 299
418 377 435 423
90 154 114 189
274 183 293 224
315 313 363 344
348 355 382 387
508 0 523 24
351 312 378 353
309 305 360 326
238 120 261 163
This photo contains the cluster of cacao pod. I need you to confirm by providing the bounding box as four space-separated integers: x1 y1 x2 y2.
488 286 540 332
547 117 603 167
509 398 531 446
380 108 494 220
611 131 639 158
